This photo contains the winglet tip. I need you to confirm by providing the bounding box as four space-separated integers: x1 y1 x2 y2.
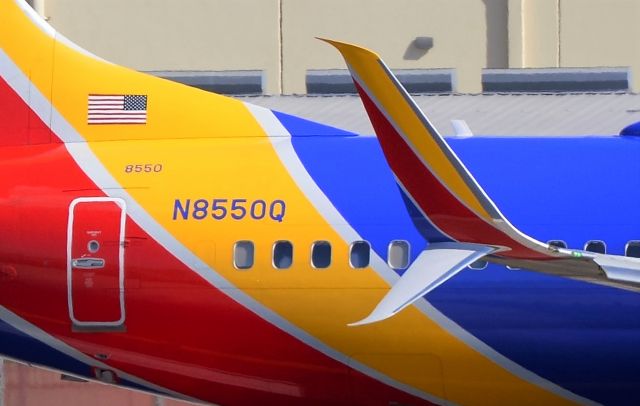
347 319 372 327
316 37 349 50
347 313 390 327
316 38 381 60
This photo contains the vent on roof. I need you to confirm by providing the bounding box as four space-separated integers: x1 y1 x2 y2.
306 69 455 94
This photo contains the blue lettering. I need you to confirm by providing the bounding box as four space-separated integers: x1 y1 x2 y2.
173 198 287 222
250 200 266 220
230 199 247 220
192 199 209 220
212 198 228 220
173 199 190 220
269 200 286 222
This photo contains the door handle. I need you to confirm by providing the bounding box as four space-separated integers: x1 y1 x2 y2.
72 258 105 269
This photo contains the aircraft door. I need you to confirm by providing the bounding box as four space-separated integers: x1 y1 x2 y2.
67 197 126 330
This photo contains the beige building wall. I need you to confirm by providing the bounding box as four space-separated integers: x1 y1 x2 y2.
44 0 282 94
523 0 560 68
281 0 508 93
28 0 640 93
560 0 640 90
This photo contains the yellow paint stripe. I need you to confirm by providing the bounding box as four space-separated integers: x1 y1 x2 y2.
50 42 267 141
0 0 54 113
323 39 492 221
1 0 267 142
88 137 576 405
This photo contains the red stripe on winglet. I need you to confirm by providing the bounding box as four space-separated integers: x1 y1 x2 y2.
354 81 549 259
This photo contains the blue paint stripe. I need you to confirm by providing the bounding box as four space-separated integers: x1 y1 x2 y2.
288 130 640 406
287 134 426 263
273 111 357 137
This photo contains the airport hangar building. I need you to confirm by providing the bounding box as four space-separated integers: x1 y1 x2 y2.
24 0 640 135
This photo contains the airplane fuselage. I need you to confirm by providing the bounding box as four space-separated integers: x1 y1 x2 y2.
1 130 640 405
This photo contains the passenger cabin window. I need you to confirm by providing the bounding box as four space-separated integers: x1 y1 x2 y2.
626 241 640 258
273 241 293 269
585 240 606 254
234 241 254 270
388 240 410 270
469 260 488 270
548 240 567 249
350 241 370 269
311 241 331 269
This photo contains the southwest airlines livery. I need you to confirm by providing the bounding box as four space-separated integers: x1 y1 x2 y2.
1 1 640 405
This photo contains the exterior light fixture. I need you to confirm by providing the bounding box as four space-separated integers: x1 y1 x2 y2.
413 36 434 51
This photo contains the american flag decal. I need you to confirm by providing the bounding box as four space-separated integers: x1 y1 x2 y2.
88 94 148 125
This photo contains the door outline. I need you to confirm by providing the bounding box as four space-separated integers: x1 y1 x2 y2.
67 197 126 328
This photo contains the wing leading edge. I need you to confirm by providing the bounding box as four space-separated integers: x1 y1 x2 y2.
322 39 640 325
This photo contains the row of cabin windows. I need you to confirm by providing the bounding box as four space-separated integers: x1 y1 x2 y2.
236 238 640 271
233 240 411 270
547 239 640 256
470 239 640 270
